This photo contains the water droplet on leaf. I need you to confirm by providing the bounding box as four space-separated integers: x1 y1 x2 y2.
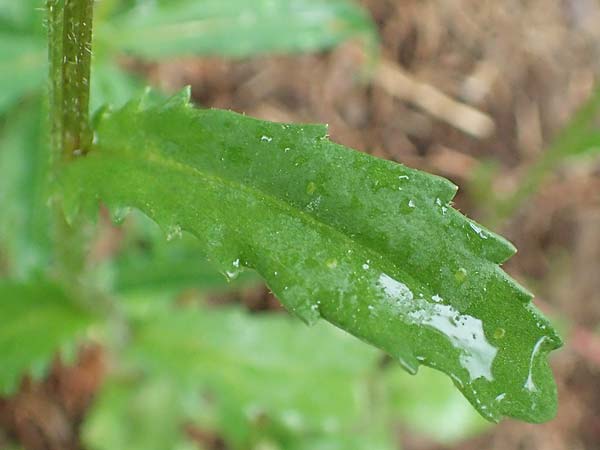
166 224 182 241
469 222 488 239
455 267 468 283
110 207 131 224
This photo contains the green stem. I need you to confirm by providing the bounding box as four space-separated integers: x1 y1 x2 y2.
47 0 95 282
48 0 94 163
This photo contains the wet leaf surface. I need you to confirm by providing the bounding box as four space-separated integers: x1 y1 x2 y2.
59 89 562 423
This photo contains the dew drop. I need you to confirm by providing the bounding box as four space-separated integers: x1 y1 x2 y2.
225 271 237 280
524 336 548 391
378 273 497 381
110 207 131 224
493 328 506 339
455 267 468 283
469 222 488 239
306 196 321 211
166 224 182 241
362 263 369 270
225 259 241 280
261 135 273 142
408 199 416 208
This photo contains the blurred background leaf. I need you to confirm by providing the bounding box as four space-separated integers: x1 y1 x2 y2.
83 377 200 450
0 0 45 34
0 33 45 114
126 306 380 445
86 297 485 450
98 0 377 59
90 61 145 112
0 280 95 395
0 0 377 118
107 211 260 298
383 366 489 444
0 99 51 278
85 302 381 449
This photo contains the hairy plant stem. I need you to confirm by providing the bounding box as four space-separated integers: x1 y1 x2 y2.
48 0 94 161
47 0 95 282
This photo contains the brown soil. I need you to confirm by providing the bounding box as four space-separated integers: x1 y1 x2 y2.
0 347 104 450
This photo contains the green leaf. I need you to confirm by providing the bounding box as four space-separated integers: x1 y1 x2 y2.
83 377 199 450
84 304 383 450
0 32 46 114
100 0 377 59
0 0 45 35
122 305 380 449
90 60 145 113
114 234 250 294
285 434 396 450
59 89 562 423
0 99 51 278
385 365 489 443
0 0 377 117
111 211 260 296
0 280 94 394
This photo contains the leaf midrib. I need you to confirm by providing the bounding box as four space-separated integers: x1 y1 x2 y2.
98 146 410 287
